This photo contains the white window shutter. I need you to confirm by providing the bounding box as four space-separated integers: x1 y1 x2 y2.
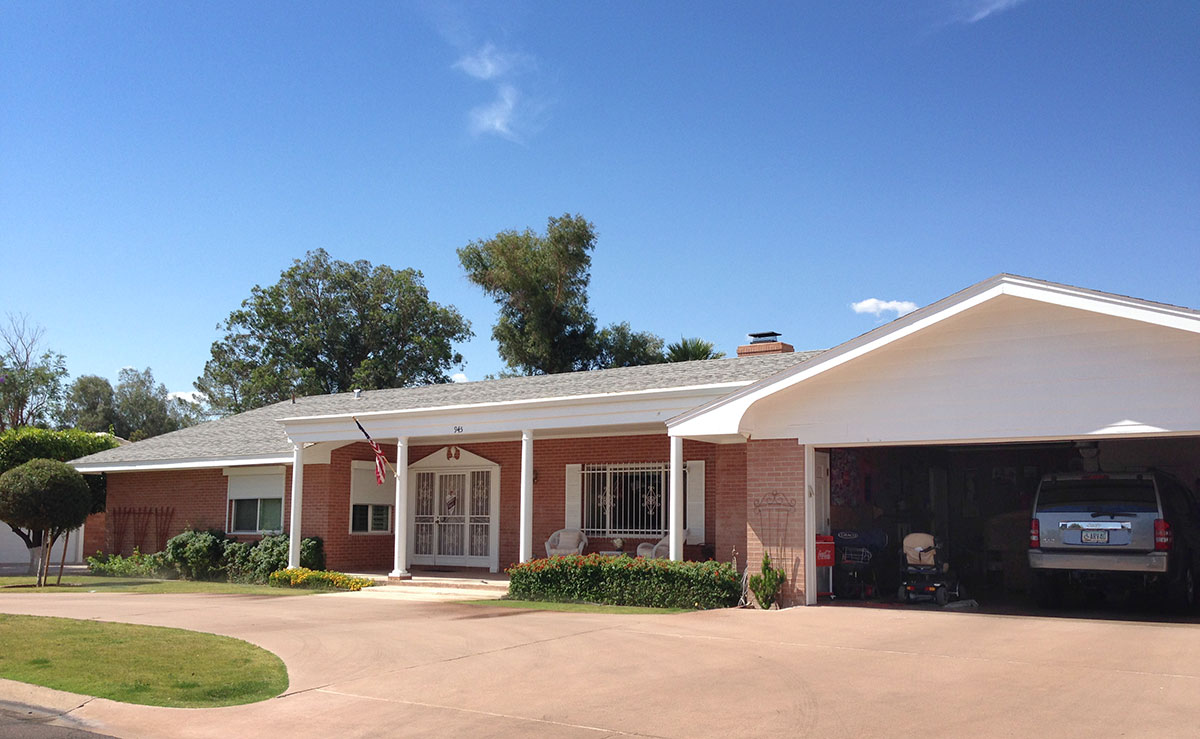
564 464 583 530
685 460 705 544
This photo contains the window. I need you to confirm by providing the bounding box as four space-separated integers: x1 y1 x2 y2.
350 460 396 535
230 497 283 533
581 463 685 537
224 467 285 534
351 503 393 533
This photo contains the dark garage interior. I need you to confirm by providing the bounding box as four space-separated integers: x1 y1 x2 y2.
822 437 1200 611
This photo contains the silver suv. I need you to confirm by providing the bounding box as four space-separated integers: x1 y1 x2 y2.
1028 471 1199 609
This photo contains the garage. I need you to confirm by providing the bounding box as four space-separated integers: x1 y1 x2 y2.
669 275 1200 610
815 437 1200 609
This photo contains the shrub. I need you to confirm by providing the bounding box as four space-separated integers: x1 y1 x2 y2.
164 529 228 581
268 568 375 591
87 549 171 578
506 554 740 609
0 428 119 513
223 535 325 584
748 553 786 609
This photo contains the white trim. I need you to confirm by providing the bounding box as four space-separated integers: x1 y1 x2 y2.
804 444 816 606
668 274 1200 439
279 382 749 424
224 465 286 477
75 454 293 474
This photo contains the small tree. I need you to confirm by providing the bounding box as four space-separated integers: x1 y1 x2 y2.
0 459 92 586
0 427 117 573
748 552 786 609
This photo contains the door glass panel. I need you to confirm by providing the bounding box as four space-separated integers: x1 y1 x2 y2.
438 474 466 557
469 471 490 556
414 472 436 556
415 473 435 516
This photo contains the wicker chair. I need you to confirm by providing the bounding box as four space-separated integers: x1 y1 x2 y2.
636 535 670 559
545 528 588 557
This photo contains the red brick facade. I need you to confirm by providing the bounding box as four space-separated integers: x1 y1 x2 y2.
745 439 807 605
102 434 812 583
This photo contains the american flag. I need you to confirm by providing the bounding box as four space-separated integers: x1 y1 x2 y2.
354 418 388 485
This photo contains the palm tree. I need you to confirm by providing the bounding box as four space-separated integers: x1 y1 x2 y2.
665 337 725 362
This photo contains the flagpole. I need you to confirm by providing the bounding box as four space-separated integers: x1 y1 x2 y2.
352 417 401 476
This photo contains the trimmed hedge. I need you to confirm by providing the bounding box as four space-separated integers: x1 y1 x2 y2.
507 554 740 609
268 568 375 591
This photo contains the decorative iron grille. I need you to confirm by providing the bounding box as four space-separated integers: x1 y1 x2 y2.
582 463 681 537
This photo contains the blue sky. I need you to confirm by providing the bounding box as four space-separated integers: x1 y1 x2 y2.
2 1 1197 397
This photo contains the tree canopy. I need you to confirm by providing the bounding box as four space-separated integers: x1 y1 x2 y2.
459 214 723 374
0 458 93 585
665 337 726 363
195 249 472 416
0 315 68 431
458 214 599 375
61 368 201 441
0 426 118 514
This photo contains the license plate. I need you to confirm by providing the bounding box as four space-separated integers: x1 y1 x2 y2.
1081 530 1109 544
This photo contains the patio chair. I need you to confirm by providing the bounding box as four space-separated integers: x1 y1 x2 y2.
636 535 670 559
545 528 588 557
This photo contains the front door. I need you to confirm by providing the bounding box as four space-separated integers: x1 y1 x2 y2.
412 469 494 567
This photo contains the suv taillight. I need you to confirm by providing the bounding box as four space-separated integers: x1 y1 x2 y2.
1030 518 1040 548
1154 519 1172 551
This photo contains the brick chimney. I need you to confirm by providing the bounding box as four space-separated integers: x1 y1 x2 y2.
737 331 794 357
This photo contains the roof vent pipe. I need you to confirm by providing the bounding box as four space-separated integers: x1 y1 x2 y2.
353 389 362 399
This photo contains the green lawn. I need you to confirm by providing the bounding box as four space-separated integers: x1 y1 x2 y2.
0 576 312 596
0 614 288 707
462 598 688 615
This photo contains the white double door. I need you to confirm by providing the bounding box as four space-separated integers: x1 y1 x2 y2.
411 469 495 568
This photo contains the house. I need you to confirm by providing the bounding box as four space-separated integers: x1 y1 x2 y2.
71 275 1200 605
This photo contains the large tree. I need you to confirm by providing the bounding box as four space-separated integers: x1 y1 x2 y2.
460 214 689 375
196 249 472 415
458 214 600 375
58 374 117 432
0 315 68 431
60 369 201 441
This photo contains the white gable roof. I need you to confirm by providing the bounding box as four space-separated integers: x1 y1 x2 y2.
668 274 1200 442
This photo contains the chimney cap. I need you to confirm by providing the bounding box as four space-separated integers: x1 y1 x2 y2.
748 331 782 344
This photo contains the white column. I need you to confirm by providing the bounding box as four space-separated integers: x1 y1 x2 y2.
390 437 411 579
287 443 304 568
668 435 684 561
804 443 817 606
519 429 534 562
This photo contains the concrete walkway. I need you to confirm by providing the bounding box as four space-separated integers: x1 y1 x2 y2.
1 592 1199 738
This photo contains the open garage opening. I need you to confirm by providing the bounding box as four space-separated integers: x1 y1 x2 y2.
815 436 1200 614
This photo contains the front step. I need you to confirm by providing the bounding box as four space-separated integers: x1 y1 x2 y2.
386 576 509 593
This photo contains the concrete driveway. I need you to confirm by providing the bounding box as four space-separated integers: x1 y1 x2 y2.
1 592 1198 738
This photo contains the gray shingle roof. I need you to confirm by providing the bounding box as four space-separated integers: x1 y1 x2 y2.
71 351 822 467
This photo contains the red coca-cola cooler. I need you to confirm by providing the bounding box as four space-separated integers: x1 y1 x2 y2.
816 535 835 567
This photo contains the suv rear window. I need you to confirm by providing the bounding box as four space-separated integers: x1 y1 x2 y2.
1036 479 1158 513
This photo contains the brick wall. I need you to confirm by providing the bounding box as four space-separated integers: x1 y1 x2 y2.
104 433 749 574
745 439 807 606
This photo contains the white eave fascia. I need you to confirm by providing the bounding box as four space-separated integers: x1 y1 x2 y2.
667 273 1200 436
72 453 294 474
278 381 751 425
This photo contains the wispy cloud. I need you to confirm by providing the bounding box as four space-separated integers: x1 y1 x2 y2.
468 84 519 139
168 390 205 404
451 372 468 384
951 0 1030 24
454 43 529 81
451 41 542 141
851 298 918 318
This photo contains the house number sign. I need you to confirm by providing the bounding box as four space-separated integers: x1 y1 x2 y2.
452 426 464 434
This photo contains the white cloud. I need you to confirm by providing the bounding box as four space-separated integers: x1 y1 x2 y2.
168 390 206 404
451 372 469 384
468 84 520 140
451 41 542 141
851 298 919 318
953 0 1030 23
453 44 529 81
